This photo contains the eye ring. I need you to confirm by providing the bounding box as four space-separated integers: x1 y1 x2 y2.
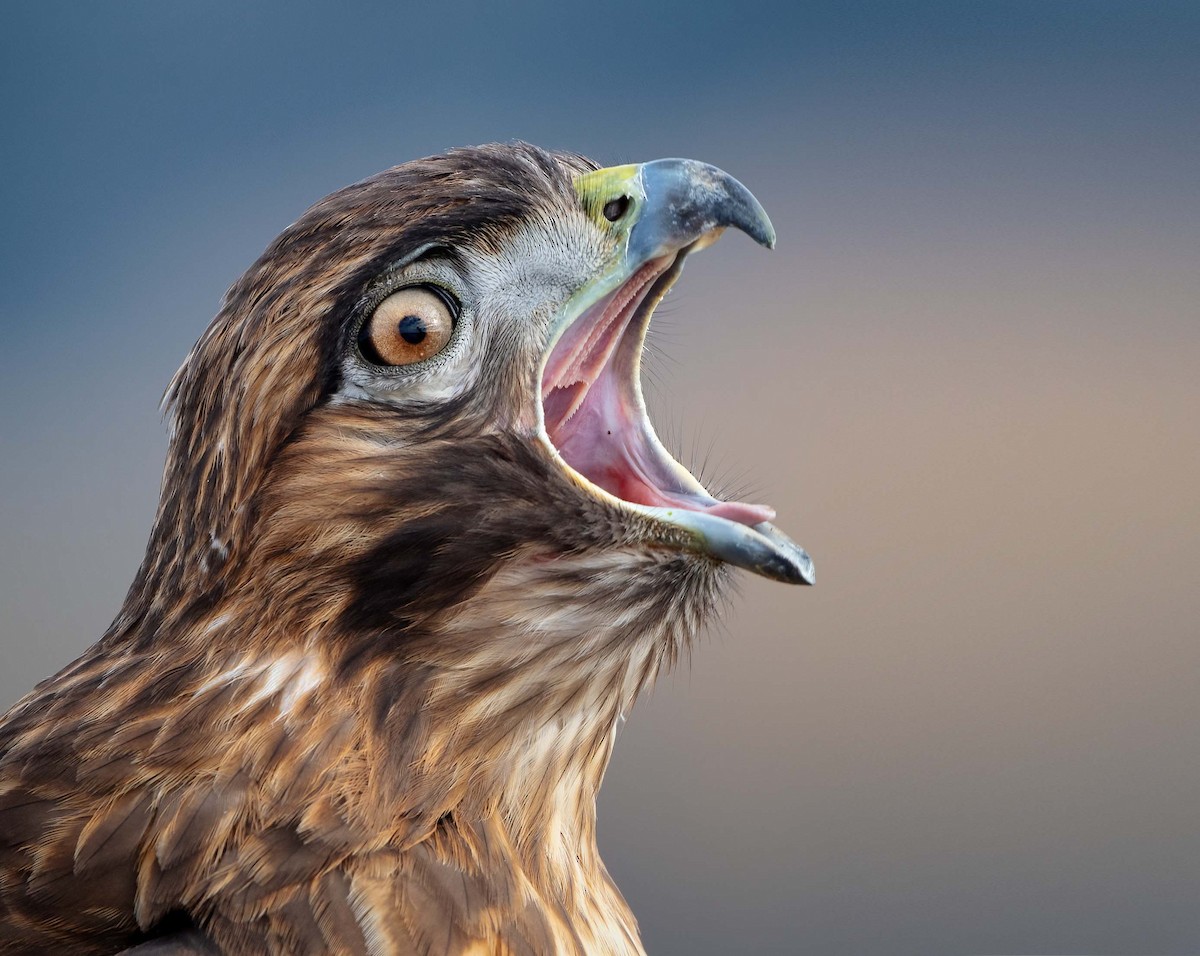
358 284 459 368
602 195 631 222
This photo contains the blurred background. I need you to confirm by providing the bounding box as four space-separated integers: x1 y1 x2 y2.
2 2 1198 953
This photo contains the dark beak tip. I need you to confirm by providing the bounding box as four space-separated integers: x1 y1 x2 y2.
777 554 815 586
724 180 776 250
749 521 814 585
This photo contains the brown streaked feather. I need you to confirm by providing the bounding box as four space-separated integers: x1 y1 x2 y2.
74 789 156 878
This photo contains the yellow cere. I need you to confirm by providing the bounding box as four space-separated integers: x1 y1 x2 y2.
573 164 644 229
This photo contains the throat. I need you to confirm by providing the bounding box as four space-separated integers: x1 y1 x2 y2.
400 549 719 861
495 690 628 863
425 561 669 843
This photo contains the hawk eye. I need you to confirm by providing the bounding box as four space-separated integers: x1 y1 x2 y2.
603 196 630 222
360 286 457 367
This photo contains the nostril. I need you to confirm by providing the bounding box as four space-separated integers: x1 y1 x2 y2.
602 196 630 222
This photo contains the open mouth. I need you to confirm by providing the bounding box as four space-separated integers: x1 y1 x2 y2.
539 248 776 529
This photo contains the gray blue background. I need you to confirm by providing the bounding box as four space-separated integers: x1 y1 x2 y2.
3 2 1199 953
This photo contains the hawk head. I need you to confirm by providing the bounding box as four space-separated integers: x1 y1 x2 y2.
152 144 811 609
0 143 812 954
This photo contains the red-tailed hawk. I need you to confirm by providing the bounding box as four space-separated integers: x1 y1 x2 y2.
0 144 812 955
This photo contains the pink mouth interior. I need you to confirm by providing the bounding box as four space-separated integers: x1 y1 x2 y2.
541 256 775 527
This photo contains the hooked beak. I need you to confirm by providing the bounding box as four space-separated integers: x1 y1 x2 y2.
538 158 813 586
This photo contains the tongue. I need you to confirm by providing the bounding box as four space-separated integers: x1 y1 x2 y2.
705 500 776 524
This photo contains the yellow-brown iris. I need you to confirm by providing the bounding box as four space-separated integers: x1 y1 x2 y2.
360 287 456 366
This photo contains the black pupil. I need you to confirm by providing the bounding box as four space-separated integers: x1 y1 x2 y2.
603 196 629 222
398 315 427 344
